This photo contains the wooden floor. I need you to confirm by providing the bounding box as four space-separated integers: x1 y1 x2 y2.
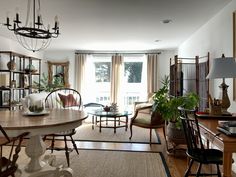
49 128 236 177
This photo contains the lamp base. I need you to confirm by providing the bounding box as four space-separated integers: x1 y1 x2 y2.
221 110 232 116
219 80 230 115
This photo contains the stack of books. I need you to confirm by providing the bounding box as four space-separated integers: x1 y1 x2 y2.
217 121 236 136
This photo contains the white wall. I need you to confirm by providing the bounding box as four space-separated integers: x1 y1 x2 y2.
178 0 236 171
158 50 177 87
178 0 236 113
43 50 75 88
0 35 43 58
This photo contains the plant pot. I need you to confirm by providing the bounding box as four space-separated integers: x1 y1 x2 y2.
166 121 186 144
165 121 186 154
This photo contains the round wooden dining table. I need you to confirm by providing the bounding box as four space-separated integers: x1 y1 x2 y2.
0 109 88 177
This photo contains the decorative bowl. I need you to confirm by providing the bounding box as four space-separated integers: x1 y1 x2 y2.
103 106 110 112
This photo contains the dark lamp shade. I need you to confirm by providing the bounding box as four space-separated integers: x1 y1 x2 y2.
206 57 236 79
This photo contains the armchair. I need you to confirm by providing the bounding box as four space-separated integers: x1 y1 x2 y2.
129 104 165 144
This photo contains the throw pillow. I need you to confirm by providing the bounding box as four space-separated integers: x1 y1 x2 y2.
58 93 78 108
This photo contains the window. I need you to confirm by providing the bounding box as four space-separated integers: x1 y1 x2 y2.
122 55 147 111
95 62 111 82
84 55 111 105
83 54 147 111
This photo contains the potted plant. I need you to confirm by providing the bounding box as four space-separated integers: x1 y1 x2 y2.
152 75 199 153
33 73 64 92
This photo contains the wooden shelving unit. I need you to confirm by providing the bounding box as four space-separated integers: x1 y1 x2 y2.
0 51 41 110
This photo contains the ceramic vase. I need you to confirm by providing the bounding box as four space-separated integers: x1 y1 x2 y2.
7 60 16 70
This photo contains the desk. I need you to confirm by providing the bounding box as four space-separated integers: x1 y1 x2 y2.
0 109 88 177
88 110 131 133
196 113 236 177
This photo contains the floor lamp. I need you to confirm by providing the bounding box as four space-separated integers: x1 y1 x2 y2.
206 56 236 115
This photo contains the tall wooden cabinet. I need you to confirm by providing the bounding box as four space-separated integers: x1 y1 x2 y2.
0 51 41 110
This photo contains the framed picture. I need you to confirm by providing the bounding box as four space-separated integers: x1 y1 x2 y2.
233 12 236 101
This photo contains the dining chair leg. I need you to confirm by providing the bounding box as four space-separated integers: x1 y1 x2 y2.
51 135 55 153
196 163 202 177
149 129 152 144
216 164 222 177
129 124 133 140
184 159 194 177
92 115 94 129
70 135 79 155
64 136 70 167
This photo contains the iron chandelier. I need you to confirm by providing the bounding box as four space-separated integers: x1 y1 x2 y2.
4 0 60 52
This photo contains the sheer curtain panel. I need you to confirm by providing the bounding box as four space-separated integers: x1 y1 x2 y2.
111 54 123 105
147 54 159 95
75 54 87 94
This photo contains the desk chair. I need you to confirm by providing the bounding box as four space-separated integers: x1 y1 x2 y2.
129 105 165 144
0 126 28 177
178 106 223 177
44 88 82 167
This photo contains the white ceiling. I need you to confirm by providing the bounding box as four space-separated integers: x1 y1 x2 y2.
0 0 232 51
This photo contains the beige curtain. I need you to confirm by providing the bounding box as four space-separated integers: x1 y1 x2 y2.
147 54 159 95
111 54 123 104
75 54 87 94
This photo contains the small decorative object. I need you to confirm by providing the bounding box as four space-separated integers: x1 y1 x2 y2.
0 74 9 87
11 100 20 106
103 105 111 112
28 105 44 113
28 100 45 113
110 103 118 112
24 75 29 87
7 60 16 70
209 95 222 115
10 80 16 88
25 64 37 73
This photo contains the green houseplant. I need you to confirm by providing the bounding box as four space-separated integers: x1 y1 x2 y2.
152 75 199 153
33 73 64 92
152 75 199 128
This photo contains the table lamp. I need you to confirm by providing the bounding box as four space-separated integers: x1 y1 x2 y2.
206 55 236 114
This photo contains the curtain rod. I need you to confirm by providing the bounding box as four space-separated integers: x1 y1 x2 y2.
75 50 161 55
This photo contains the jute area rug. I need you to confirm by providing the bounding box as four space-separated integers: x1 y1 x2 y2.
5 147 171 177
48 119 161 144
51 150 171 177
